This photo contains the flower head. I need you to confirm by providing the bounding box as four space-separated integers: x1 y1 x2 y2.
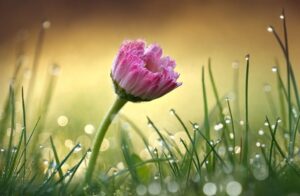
111 40 181 102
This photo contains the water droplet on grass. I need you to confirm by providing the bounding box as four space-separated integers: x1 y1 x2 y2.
264 121 269 126
234 146 241 154
245 54 250 61
169 109 175 115
229 133 234 140
214 123 224 131
267 26 274 32
271 66 278 72
279 14 284 20
75 144 82 152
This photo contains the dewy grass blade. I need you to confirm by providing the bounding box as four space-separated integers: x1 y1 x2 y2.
120 128 139 183
180 138 198 187
275 66 287 129
202 66 211 170
37 143 81 192
147 117 181 177
266 117 279 172
193 124 227 168
170 109 201 172
281 10 300 110
290 115 300 158
50 136 64 180
5 84 16 178
242 54 250 168
58 149 90 190
265 117 285 159
14 117 41 172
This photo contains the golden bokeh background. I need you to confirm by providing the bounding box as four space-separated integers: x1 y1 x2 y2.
0 0 300 140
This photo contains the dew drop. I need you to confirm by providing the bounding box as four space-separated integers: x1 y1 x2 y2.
136 184 147 196
148 182 161 195
239 120 244 125
214 123 224 131
42 20 51 29
192 174 201 182
256 142 261 147
264 121 269 126
226 181 242 196
251 154 269 180
169 109 175 115
193 123 200 129
267 26 274 32
271 66 278 73
75 144 82 152
229 133 235 140
280 14 284 20
203 182 217 196
234 146 241 154
258 129 264 135
167 181 179 193
84 124 95 135
57 115 68 127
245 54 250 61
64 139 74 149
43 160 49 165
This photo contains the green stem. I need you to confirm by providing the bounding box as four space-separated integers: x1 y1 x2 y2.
84 97 127 185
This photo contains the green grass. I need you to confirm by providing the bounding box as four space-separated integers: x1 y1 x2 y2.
0 11 300 195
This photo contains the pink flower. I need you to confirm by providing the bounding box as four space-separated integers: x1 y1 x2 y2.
111 40 182 102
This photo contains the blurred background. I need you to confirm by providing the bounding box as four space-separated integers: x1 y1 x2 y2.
0 0 300 152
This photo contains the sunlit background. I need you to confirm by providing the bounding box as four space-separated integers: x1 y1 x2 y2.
0 1 300 153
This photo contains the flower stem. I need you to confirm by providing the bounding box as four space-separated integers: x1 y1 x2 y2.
84 97 127 186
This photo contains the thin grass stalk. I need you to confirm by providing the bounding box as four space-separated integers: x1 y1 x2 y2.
201 66 211 170
21 87 27 180
242 54 250 168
